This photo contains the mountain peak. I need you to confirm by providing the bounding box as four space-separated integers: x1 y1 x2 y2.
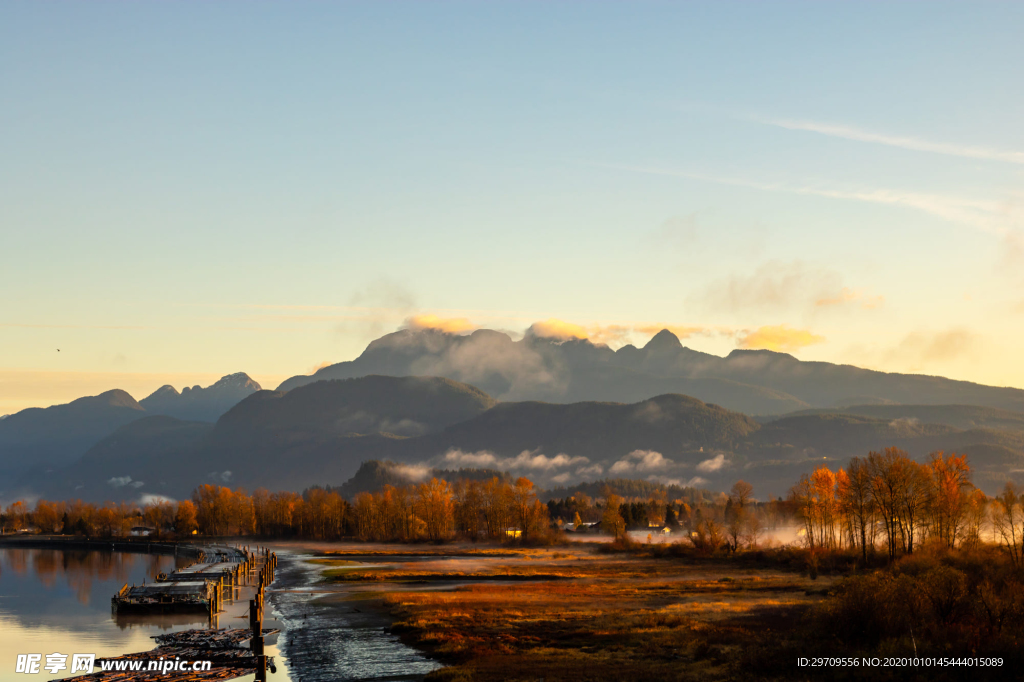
643 329 683 352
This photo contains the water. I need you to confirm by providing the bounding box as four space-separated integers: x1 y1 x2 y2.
0 546 290 682
0 546 439 682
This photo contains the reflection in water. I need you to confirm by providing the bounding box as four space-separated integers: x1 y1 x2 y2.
0 548 201 681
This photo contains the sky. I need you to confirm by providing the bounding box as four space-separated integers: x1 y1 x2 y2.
1 2 1023 414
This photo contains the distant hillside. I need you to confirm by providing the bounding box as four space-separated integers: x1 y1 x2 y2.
0 390 145 481
773 404 1024 433
32 416 216 500
415 393 759 462
28 379 1024 501
29 375 498 500
0 373 262 495
140 373 261 422
330 460 511 499
276 327 1024 415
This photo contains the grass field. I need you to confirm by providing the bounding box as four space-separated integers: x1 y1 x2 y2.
315 543 833 681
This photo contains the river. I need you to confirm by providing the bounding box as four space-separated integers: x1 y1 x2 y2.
0 545 439 682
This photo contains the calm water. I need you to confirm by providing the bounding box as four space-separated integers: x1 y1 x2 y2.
0 547 291 682
0 545 439 682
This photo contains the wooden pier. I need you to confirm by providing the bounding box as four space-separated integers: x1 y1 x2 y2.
110 544 275 616
89 545 280 681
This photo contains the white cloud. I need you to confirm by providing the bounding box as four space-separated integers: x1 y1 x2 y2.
207 471 233 483
696 454 729 473
756 117 1024 165
604 164 1019 238
576 464 604 477
140 494 175 505
108 476 133 488
505 450 589 471
442 448 587 471
393 464 431 482
610 449 672 474
444 449 498 466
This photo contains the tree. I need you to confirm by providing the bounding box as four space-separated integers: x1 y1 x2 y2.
927 452 972 549
842 457 876 562
993 483 1023 569
602 493 626 539
175 500 198 535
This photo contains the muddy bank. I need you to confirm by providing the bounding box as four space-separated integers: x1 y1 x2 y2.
267 549 441 682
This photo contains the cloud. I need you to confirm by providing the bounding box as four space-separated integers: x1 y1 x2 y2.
634 325 721 340
685 476 709 487
527 319 590 342
442 448 587 471
309 360 333 373
444 449 498 467
737 325 825 353
696 454 729 473
647 214 698 248
405 314 477 335
756 117 1024 165
815 287 884 310
140 494 176 505
505 450 589 471
695 261 841 314
609 450 672 474
208 471 233 483
605 164 1018 238
337 277 417 340
528 319 723 348
392 464 432 482
107 476 133 488
883 328 979 366
576 464 604 477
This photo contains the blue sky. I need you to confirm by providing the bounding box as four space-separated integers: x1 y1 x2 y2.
2 2 1023 413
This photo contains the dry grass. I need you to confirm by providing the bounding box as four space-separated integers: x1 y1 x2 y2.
332 545 828 681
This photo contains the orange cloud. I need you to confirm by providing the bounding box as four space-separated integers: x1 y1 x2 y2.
309 360 333 373
527 319 590 341
816 287 884 310
737 325 825 353
634 324 718 340
405 314 477 334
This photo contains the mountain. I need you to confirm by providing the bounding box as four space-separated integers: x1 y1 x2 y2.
0 373 261 494
0 390 146 481
38 416 215 499
276 327 1024 415
139 372 261 422
30 375 497 500
28 378 1024 501
770 404 1024 433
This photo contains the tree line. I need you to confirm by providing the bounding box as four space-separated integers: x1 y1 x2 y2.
4 448 1023 563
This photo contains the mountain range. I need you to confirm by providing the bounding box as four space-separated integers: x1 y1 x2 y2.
277 328 1024 415
0 373 260 481
6 327 1024 502
19 374 1024 503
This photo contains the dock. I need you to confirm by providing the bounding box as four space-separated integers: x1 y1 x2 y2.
111 544 275 616
86 546 280 681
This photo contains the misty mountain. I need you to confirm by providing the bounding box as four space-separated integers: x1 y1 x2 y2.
277 327 1024 415
0 390 146 479
139 372 261 422
770 403 1024 433
0 373 262 495
27 377 1024 502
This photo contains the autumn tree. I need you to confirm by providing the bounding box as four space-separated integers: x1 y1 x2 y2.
927 452 972 549
602 492 626 539
993 483 1024 569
